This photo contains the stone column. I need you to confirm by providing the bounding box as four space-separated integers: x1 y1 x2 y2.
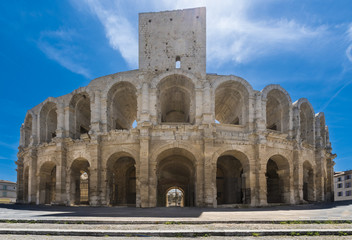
91 91 102 134
140 82 150 123
88 140 101 206
55 142 67 205
56 104 65 138
139 125 151 207
28 149 37 204
293 150 302 204
195 87 203 124
203 126 216 207
16 157 24 203
201 82 212 124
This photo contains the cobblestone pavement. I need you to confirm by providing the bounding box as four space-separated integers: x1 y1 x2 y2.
0 201 351 222
1 235 351 240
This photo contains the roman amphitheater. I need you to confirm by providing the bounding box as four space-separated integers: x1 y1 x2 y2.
16 8 335 207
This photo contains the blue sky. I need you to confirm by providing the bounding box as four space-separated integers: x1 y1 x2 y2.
0 0 351 182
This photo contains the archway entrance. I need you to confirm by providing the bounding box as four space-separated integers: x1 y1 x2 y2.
106 156 136 206
166 187 184 207
70 159 90 205
216 155 244 205
266 155 290 204
39 162 56 204
157 154 195 207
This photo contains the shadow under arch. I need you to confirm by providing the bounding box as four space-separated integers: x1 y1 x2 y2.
214 150 251 205
157 74 195 124
69 158 90 205
106 81 137 131
213 77 253 126
38 161 56 204
106 152 136 206
266 154 291 204
155 147 197 207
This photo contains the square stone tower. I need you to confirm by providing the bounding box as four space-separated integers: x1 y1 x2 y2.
139 7 206 77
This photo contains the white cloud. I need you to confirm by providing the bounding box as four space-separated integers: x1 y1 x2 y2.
80 0 138 68
38 29 91 78
157 0 327 65
346 25 352 63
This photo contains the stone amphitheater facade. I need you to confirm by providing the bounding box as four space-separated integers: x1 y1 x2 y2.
16 7 335 207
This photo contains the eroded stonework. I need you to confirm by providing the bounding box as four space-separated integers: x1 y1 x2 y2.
16 7 335 207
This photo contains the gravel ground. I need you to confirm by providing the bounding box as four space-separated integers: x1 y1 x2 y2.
0 235 351 240
0 223 352 230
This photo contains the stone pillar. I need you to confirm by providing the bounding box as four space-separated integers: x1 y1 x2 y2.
203 126 216 207
28 150 37 204
195 87 203 124
31 114 38 145
140 82 150 123
293 149 302 204
195 160 204 207
88 140 101 206
139 125 151 207
16 157 24 203
100 167 108 206
91 91 102 134
55 142 67 205
56 104 65 138
64 107 72 138
19 125 24 147
149 88 158 124
201 82 212 124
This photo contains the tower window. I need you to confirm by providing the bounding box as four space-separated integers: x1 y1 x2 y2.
175 56 181 69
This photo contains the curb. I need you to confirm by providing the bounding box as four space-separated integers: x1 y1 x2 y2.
0 228 352 237
1 219 352 225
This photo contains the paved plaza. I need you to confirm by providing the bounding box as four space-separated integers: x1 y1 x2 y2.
0 201 352 222
0 202 352 238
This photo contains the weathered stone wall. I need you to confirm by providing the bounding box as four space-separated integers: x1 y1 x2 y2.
16 7 335 207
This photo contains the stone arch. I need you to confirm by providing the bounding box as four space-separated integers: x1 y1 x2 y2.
316 112 326 148
157 74 195 123
303 160 315 202
106 152 136 206
106 81 137 131
39 101 58 143
151 70 201 89
214 78 252 125
38 161 56 204
213 150 250 205
23 112 33 147
69 158 90 205
153 147 198 207
68 91 92 139
295 98 315 145
262 85 292 133
266 154 291 204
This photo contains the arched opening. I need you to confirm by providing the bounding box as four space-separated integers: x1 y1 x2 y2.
166 187 184 207
266 90 290 133
300 102 314 145
216 155 244 205
69 93 91 139
24 114 32 146
303 161 314 202
158 75 195 123
106 155 136 206
107 82 137 131
40 102 57 143
39 162 56 204
215 81 249 125
175 56 181 69
266 155 290 204
70 159 90 205
23 166 29 203
157 151 195 207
